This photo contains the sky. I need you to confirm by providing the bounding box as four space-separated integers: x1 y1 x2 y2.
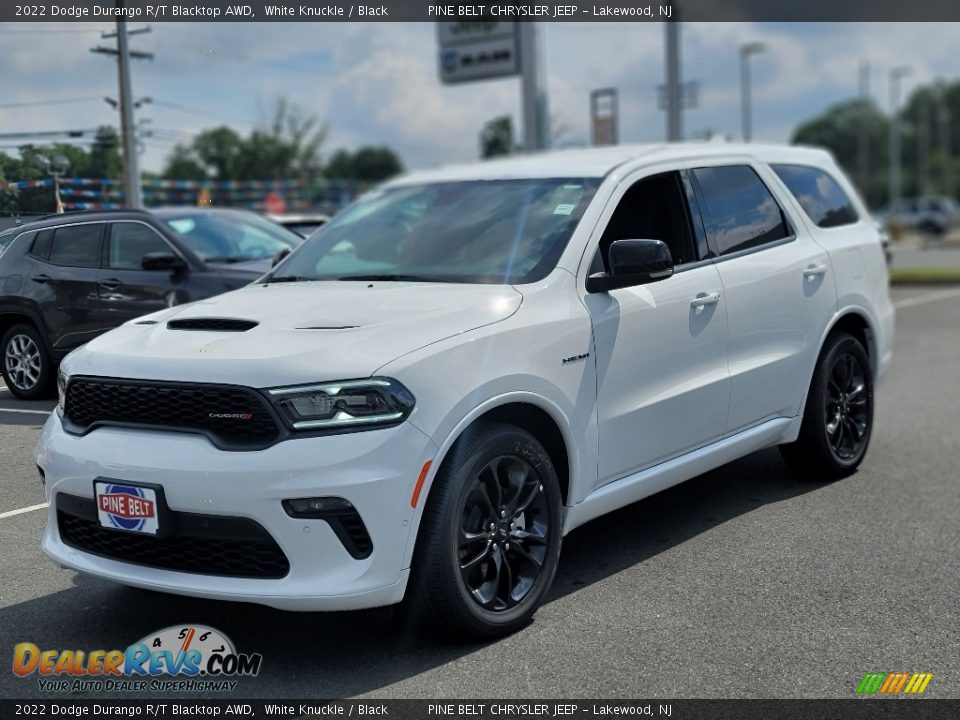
0 21 958 174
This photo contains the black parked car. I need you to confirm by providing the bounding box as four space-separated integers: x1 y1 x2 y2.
0 209 299 399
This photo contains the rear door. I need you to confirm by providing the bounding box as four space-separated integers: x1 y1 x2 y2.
31 222 106 350
96 221 187 324
690 163 836 432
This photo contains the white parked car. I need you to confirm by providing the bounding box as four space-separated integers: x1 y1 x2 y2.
37 144 893 638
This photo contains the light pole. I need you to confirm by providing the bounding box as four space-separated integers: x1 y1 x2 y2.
34 154 70 213
888 65 911 209
740 42 766 142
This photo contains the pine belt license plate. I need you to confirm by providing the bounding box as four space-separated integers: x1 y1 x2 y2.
95 481 161 536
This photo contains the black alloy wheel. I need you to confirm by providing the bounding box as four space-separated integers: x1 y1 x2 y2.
824 351 870 462
781 332 874 480
458 455 551 612
410 421 562 638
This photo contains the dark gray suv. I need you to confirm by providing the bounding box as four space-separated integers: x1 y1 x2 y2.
0 209 299 399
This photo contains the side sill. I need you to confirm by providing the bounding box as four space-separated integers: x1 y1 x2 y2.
563 417 793 534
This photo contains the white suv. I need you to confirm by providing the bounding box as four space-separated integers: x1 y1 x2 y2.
37 144 893 638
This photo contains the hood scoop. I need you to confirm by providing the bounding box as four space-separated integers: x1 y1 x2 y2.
167 318 259 332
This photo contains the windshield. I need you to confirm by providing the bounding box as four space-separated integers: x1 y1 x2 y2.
162 211 301 263
266 178 600 284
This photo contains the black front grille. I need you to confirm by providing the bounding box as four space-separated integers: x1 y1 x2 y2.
57 494 289 579
167 318 258 332
64 378 281 449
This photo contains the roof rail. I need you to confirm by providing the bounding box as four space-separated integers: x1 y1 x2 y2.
38 207 149 221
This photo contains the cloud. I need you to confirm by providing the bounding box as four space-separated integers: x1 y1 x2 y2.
1 21 959 172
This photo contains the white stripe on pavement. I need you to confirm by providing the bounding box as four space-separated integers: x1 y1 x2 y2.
0 407 52 416
0 502 48 519
894 287 960 310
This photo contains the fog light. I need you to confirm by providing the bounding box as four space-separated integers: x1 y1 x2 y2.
283 497 354 517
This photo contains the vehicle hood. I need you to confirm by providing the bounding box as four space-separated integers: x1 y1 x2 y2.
64 282 523 386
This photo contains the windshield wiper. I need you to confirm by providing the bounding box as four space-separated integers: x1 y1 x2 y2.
262 275 312 284
205 256 257 264
336 273 451 282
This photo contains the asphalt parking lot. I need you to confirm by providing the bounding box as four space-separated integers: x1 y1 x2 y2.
1 285 958 700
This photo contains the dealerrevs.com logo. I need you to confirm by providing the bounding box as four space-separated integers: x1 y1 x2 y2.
856 672 934 695
13 625 262 693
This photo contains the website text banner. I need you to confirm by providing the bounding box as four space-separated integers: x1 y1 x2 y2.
2 700 959 720
4 0 960 22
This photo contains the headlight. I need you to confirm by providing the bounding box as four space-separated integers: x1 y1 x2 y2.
267 378 415 431
57 369 69 412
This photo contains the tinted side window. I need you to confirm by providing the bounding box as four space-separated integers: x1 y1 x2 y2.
597 171 698 270
48 224 103 267
108 222 171 269
692 165 790 256
772 164 858 229
30 229 54 260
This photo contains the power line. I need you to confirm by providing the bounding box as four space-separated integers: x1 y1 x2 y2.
0 97 101 109
0 129 99 140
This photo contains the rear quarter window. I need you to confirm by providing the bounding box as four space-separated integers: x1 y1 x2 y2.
772 164 859 229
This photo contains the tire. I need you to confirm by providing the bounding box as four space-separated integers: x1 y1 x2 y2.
780 332 874 481
408 421 563 639
1 323 54 400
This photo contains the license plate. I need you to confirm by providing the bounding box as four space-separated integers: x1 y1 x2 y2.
95 482 160 536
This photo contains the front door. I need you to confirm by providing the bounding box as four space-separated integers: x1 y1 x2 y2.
96 221 187 325
583 169 730 485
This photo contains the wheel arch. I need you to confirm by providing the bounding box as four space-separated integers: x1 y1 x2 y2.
0 306 53 355
824 308 876 377
401 393 577 572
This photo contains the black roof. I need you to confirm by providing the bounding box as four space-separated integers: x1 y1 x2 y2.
4 208 153 233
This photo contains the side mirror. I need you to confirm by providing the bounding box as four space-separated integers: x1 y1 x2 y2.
141 252 186 272
586 239 674 293
272 247 292 268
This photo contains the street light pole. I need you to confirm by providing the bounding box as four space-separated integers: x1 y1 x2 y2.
519 22 549 152
664 20 682 141
740 42 765 142
889 65 911 209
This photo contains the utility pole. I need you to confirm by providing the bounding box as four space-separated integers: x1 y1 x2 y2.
664 20 681 141
917 91 930 197
888 65 911 209
936 82 954 199
519 23 549 152
91 6 152 209
858 62 871 200
740 42 766 142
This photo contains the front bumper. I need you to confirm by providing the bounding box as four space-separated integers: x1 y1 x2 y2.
35 412 437 611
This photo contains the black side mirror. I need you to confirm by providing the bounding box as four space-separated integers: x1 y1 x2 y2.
272 247 292 268
586 239 674 293
141 252 186 273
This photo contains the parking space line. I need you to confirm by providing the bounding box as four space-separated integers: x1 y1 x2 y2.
894 287 960 310
0 408 52 416
0 502 48 520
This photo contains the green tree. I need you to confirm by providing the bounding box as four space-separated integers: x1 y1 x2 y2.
325 146 403 183
162 143 207 180
479 115 515 159
192 126 245 180
792 98 890 208
158 98 329 182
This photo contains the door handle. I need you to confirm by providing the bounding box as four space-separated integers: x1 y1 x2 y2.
804 263 829 280
98 279 123 291
690 292 721 315
31 274 50 284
